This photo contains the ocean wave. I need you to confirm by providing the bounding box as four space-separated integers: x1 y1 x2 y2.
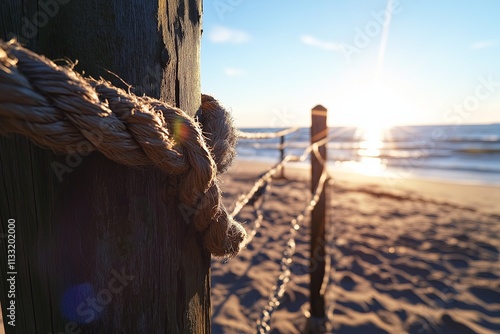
456 148 500 154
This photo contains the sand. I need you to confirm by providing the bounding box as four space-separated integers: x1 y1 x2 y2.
1 160 498 334
212 160 500 334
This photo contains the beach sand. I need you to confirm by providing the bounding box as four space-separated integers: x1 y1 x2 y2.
0 160 497 334
212 160 500 334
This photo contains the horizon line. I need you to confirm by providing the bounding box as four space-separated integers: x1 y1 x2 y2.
237 122 500 129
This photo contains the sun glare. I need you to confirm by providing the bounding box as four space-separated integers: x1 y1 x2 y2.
338 78 411 176
336 125 390 176
355 126 387 176
358 127 383 157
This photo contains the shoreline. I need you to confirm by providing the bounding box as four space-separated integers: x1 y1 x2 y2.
231 158 500 215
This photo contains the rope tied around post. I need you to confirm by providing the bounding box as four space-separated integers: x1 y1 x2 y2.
0 40 247 258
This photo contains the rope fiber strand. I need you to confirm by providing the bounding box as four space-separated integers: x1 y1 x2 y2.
0 39 246 258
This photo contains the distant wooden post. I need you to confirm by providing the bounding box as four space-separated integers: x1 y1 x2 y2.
309 105 328 327
0 1 209 333
278 135 286 178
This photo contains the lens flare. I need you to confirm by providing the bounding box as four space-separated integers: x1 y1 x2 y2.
173 117 190 143
61 283 97 324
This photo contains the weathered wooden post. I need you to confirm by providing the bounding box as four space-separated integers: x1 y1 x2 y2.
0 1 209 333
278 135 286 178
308 105 328 331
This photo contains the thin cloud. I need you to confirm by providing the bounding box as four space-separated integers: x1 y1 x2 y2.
224 68 246 77
471 40 499 50
209 26 249 44
300 35 343 51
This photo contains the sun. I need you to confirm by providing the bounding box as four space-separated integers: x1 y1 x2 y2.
334 76 421 175
335 78 411 175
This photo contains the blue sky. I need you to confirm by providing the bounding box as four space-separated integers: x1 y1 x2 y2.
201 1 500 128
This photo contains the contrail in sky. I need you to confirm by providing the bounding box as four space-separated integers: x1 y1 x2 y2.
375 0 395 79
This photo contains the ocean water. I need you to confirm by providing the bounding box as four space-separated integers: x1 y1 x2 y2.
237 124 500 185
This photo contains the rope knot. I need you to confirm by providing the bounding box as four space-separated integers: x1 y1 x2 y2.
199 95 237 174
0 39 247 258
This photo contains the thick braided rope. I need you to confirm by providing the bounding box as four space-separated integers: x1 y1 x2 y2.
0 40 247 258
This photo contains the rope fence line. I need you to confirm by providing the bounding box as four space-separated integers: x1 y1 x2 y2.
230 127 333 245
234 126 353 189
237 127 299 139
237 126 301 178
231 155 295 218
312 144 327 167
244 181 271 246
256 168 330 334
228 125 334 333
230 128 338 219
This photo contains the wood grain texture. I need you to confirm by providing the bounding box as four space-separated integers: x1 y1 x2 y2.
0 0 209 333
